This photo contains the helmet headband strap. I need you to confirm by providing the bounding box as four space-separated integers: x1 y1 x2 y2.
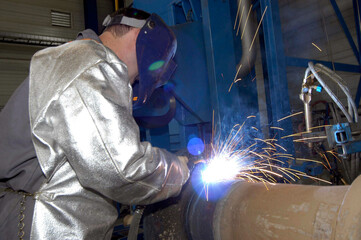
120 16 147 28
102 15 147 29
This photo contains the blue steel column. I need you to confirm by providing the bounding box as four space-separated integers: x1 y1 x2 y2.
330 0 360 63
353 0 361 108
258 0 294 157
200 0 243 126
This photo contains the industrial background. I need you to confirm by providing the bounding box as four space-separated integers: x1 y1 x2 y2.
1 0 361 239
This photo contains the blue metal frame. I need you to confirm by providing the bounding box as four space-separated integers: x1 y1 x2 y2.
257 0 294 158
280 0 361 109
330 0 360 63
353 0 361 108
200 0 243 126
256 0 361 166
286 57 361 73
134 0 257 152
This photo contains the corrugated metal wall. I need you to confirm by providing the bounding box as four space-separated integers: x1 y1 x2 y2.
0 0 85 38
0 0 113 110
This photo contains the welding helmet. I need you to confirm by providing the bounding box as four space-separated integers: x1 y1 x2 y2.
102 8 177 109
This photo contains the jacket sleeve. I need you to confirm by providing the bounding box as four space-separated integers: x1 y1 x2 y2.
52 60 189 205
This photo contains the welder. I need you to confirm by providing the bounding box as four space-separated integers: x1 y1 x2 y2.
0 7 189 239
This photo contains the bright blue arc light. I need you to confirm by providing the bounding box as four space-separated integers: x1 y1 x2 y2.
201 156 240 184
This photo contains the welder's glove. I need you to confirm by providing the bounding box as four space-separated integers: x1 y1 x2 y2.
186 155 198 173
175 149 198 173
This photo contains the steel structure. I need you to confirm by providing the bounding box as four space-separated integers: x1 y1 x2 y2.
133 0 260 153
255 0 361 171
143 168 361 239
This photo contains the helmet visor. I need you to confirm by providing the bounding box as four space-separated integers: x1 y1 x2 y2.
133 13 177 108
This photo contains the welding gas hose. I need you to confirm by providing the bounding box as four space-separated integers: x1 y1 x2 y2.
304 64 351 122
305 62 358 123
312 62 357 122
314 63 358 121
314 63 358 122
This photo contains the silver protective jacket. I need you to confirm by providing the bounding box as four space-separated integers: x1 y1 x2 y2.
28 39 189 239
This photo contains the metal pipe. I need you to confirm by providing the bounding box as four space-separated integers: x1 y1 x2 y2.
213 176 361 240
144 171 361 240
303 93 313 148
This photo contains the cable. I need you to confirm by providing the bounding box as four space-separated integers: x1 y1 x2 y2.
314 63 358 122
305 62 358 123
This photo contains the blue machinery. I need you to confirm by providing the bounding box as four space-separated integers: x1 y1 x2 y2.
105 2 361 239
88 1 361 238
131 0 361 175
133 0 258 152
255 0 361 173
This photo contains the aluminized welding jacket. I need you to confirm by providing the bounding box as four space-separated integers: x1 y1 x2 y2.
28 39 189 239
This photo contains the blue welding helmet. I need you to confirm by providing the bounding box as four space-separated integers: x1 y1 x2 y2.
133 14 177 108
102 8 177 109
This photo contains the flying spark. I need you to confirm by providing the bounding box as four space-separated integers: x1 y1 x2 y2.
293 136 328 142
228 81 235 92
200 118 331 192
281 131 311 139
228 64 243 92
270 126 284 131
234 0 243 30
309 125 331 130
241 4 253 39
233 64 243 83
249 6 268 52
236 6 246 36
312 42 322 51
277 111 303 122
